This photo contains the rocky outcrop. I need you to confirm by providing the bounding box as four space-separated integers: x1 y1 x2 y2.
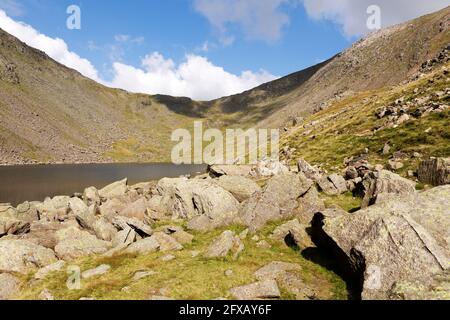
240 173 313 232
0 240 57 273
418 157 450 186
312 186 450 300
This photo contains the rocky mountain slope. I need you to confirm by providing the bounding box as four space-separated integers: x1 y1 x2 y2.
0 6 449 164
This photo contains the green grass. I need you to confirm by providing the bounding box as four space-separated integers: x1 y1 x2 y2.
17 221 348 301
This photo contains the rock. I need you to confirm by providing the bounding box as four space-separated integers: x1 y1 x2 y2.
214 175 261 202
311 186 450 300
295 187 325 224
35 261 66 280
239 229 249 240
149 295 175 300
0 216 30 237
297 159 322 181
15 201 39 223
229 280 281 300
0 273 20 300
125 236 159 254
144 195 166 224
160 254 176 262
344 166 359 180
382 143 391 155
70 197 95 230
225 269 234 277
251 159 290 177
119 197 147 220
112 216 153 238
54 227 111 261
387 159 404 171
271 219 312 249
170 230 194 245
357 170 416 208
82 264 111 279
317 174 347 195
205 230 244 259
98 178 128 200
130 182 156 196
133 270 157 281
418 157 450 186
93 218 117 241
0 240 57 273
36 196 70 221
240 173 313 232
112 227 137 248
25 220 78 249
254 262 301 281
208 165 253 177
389 270 450 300
157 178 239 230
151 232 183 252
256 240 272 249
99 198 129 217
83 187 101 206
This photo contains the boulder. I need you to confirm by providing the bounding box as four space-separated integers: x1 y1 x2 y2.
24 220 78 249
251 159 290 177
311 186 450 300
54 227 111 261
229 280 280 300
0 216 30 237
297 159 322 181
35 260 66 280
98 178 128 200
125 237 160 254
170 230 194 245
83 187 101 206
254 261 302 281
418 157 450 186
119 197 147 220
69 197 95 230
82 264 111 279
271 219 313 249
151 232 183 252
357 170 416 208
35 196 70 221
213 175 261 202
0 240 57 273
15 201 39 223
92 218 117 241
0 273 20 300
112 216 153 238
240 173 313 232
205 230 244 259
208 165 253 177
295 186 325 224
99 198 129 217
157 178 239 229
389 270 450 300
112 227 137 248
317 174 348 195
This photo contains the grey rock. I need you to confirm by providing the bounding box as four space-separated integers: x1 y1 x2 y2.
205 230 244 259
82 264 111 279
83 187 101 206
98 178 128 200
119 197 148 220
112 216 153 237
418 157 450 186
317 174 347 195
229 280 281 300
112 227 137 248
0 273 20 300
34 260 66 280
93 217 117 241
271 219 312 249
214 175 261 202
254 261 302 281
125 237 160 254
208 165 253 177
297 159 323 181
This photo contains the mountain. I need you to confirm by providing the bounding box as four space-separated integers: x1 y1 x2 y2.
0 6 449 165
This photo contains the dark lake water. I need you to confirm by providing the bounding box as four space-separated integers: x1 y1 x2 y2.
0 163 207 206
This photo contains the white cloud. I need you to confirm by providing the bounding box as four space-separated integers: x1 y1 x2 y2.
194 0 292 43
302 0 450 37
0 10 276 100
0 10 100 81
108 52 277 101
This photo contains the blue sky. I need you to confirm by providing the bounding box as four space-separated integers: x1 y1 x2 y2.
1 0 449 99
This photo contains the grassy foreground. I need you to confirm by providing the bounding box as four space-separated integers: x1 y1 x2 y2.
16 220 348 300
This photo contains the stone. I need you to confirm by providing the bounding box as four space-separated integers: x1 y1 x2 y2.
295 187 325 224
93 218 117 241
119 197 148 220
256 240 272 249
35 261 66 280
0 240 57 273
133 270 157 281
0 273 20 300
254 261 302 281
170 230 194 245
25 220 78 249
205 230 244 259
382 143 391 155
125 237 160 255
214 175 261 202
297 159 322 181
208 164 253 177
151 232 183 251
70 197 95 230
239 229 249 240
271 219 313 249
387 159 404 171
0 215 30 237
82 187 100 206
112 216 153 237
112 227 137 247
98 178 128 200
240 173 313 232
54 227 111 261
39 289 54 300
157 179 240 226
251 159 290 177
229 280 281 300
99 198 129 217
389 271 450 300
82 264 111 279
311 185 450 300
160 254 176 262
15 201 39 223
357 170 416 208
344 166 359 180
36 196 70 221
317 174 347 195
418 157 450 186
225 269 234 277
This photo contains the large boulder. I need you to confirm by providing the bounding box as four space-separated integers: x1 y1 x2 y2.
312 185 450 300
35 196 70 221
112 216 153 238
240 173 313 232
119 197 148 220
229 280 281 300
15 201 40 223
271 219 312 249
54 227 111 261
0 240 57 273
297 159 323 181
83 187 101 206
317 174 348 195
250 159 290 177
125 232 182 254
0 273 20 300
418 157 450 186
157 178 239 230
98 178 128 200
357 170 416 208
213 175 261 202
0 216 30 237
23 220 79 249
205 230 244 259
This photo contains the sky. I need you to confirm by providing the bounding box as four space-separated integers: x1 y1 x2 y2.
0 0 449 100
